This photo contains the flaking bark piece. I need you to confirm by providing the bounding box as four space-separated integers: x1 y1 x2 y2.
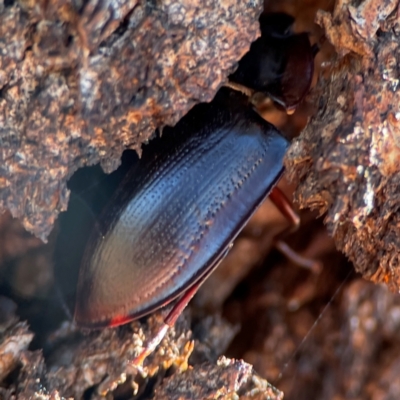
44 311 192 398
285 0 400 291
12 348 68 399
153 356 283 400
41 309 275 399
0 0 263 241
190 314 240 364
0 321 33 381
17 351 50 398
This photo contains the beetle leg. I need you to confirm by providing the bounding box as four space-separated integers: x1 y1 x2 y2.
224 82 301 115
274 240 322 273
129 245 233 367
269 187 300 234
223 81 255 98
269 187 321 273
129 282 202 367
224 82 274 112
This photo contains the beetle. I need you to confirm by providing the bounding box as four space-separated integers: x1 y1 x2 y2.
74 87 288 328
72 12 316 363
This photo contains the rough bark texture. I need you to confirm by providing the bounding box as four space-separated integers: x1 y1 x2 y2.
0 307 282 399
6 0 400 399
285 0 400 291
0 0 262 241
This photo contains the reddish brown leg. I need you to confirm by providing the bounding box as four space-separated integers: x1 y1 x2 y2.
269 187 300 235
130 246 232 367
129 282 202 367
269 187 321 273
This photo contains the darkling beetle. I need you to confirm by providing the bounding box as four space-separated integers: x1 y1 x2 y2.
73 12 316 365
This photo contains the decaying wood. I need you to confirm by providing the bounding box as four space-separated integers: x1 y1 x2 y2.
0 308 281 399
7 0 400 398
285 0 400 291
0 0 262 241
0 1 287 397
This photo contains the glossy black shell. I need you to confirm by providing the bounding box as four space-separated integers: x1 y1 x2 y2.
75 89 288 328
